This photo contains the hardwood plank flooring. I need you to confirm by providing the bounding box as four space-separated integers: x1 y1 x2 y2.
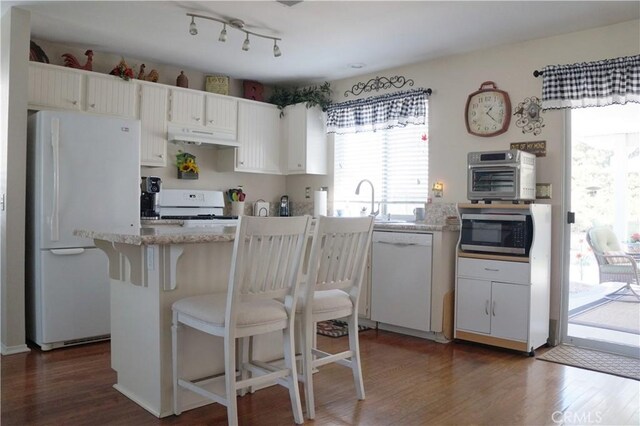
2 330 638 425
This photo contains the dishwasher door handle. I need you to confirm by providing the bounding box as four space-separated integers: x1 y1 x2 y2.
375 241 419 247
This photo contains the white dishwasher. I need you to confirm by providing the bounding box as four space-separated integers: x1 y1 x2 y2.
370 231 433 332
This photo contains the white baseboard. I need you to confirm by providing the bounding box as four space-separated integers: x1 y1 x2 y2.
1 343 31 355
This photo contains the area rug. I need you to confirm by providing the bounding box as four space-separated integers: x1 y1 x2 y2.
537 345 640 381
569 300 640 335
317 320 371 338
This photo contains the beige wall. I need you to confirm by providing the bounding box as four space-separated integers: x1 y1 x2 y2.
286 19 640 329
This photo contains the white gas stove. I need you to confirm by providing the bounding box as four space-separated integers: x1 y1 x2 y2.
157 189 238 227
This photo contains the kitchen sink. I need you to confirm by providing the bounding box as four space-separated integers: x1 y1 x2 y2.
374 218 408 224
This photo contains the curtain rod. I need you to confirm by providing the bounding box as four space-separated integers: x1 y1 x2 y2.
533 70 543 77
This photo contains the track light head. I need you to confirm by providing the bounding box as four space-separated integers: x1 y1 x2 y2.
219 24 227 42
242 34 250 51
189 16 198 36
273 40 282 57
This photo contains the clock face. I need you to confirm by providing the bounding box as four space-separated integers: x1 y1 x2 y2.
465 87 511 137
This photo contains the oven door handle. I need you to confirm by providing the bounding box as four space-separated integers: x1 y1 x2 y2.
461 214 527 221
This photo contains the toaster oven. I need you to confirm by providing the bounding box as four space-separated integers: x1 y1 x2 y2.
467 150 536 203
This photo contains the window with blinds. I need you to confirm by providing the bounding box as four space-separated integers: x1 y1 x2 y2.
333 123 429 218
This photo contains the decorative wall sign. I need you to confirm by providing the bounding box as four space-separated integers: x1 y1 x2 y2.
514 96 545 135
206 75 229 95
344 75 414 97
510 140 547 157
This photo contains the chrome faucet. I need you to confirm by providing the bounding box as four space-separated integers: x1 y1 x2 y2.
355 179 379 217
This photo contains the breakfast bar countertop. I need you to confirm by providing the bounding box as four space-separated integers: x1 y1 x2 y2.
74 225 236 245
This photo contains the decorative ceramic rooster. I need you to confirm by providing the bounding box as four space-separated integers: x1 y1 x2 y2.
137 63 159 82
61 50 93 71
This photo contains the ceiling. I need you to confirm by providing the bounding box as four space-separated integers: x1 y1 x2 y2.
8 1 640 85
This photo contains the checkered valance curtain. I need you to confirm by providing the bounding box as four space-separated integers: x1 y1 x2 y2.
541 55 640 109
326 88 429 134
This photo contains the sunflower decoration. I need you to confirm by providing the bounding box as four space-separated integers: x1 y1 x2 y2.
176 151 199 179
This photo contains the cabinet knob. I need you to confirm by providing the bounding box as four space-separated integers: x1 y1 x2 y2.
157 154 164 159
239 161 244 165
209 120 214 124
298 163 302 168
485 300 489 315
492 301 496 317
90 103 95 108
71 100 77 105
194 117 200 122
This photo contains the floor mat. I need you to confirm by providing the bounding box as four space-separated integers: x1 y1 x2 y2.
569 299 640 334
316 320 371 338
537 345 640 381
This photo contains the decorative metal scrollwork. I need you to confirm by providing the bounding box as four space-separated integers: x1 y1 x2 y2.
344 75 414 97
514 96 545 136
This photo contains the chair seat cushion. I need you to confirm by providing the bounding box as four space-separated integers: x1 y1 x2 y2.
173 292 288 330
298 289 353 315
604 250 631 264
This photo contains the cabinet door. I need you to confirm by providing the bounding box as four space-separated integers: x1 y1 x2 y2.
456 277 491 334
28 63 82 110
205 94 237 138
139 84 168 167
86 74 137 118
236 102 281 173
286 103 306 172
491 281 529 341
169 89 204 126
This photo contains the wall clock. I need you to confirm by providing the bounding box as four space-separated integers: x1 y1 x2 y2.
465 81 511 137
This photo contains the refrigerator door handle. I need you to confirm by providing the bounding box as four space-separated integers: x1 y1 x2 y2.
50 248 86 256
51 118 60 241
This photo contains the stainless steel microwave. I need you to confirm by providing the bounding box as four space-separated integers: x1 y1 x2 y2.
467 150 536 203
460 213 533 255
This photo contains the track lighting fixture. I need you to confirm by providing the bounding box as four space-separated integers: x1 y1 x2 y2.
218 24 227 42
273 40 282 57
186 13 282 57
189 16 198 36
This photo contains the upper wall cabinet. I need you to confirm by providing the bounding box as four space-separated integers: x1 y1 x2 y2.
283 102 327 175
28 62 82 111
218 101 281 174
168 88 204 126
86 74 137 118
169 88 238 140
139 83 169 167
205 94 238 140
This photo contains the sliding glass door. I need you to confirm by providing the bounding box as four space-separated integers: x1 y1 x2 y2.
562 104 640 358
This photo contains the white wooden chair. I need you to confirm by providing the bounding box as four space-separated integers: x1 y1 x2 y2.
171 216 311 425
298 216 374 419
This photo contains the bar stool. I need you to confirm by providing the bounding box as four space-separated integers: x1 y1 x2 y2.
172 216 311 425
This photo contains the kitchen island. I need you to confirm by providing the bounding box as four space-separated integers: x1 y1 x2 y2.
75 225 265 418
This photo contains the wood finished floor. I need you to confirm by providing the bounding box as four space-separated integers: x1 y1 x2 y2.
2 330 639 425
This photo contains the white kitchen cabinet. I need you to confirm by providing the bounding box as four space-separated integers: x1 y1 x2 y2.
139 83 168 167
218 101 282 174
169 88 204 126
283 102 327 175
205 94 237 139
86 74 137 118
28 62 82 111
454 203 551 355
456 275 529 341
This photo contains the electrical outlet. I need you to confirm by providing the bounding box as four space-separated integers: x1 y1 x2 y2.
305 187 311 199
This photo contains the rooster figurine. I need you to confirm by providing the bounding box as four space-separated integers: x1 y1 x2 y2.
137 63 159 83
61 50 94 71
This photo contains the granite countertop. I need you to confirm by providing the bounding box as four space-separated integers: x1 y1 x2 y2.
78 216 459 246
74 225 236 246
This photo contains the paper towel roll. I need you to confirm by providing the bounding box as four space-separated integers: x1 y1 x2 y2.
313 190 327 217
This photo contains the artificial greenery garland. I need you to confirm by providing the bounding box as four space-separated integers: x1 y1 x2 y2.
268 82 332 115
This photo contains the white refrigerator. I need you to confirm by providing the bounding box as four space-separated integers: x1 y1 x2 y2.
27 110 140 350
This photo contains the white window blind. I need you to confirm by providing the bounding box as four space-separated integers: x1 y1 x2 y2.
334 123 429 217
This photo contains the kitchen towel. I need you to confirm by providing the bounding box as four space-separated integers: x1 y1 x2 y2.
313 190 327 217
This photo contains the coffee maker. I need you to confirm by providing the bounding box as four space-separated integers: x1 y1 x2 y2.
140 176 162 218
